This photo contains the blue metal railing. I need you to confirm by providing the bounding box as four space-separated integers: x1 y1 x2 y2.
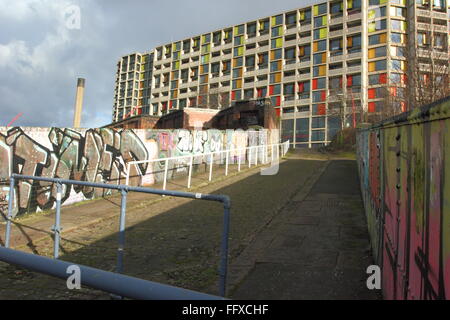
0 246 225 300
3 173 231 297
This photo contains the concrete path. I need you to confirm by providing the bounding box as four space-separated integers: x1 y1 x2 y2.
230 160 380 300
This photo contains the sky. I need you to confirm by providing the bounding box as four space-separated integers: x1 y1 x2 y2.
0 0 317 128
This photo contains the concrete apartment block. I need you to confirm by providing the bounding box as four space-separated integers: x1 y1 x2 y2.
112 0 449 147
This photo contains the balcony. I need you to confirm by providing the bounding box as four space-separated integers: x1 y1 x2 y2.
244 81 255 89
417 9 431 18
347 65 362 73
284 62 297 72
298 61 311 69
285 38 298 47
257 34 270 42
298 36 312 45
329 29 344 37
246 47 258 55
346 26 361 35
328 68 344 76
283 75 296 82
297 97 311 105
347 11 362 22
347 51 362 59
297 73 310 81
330 16 343 25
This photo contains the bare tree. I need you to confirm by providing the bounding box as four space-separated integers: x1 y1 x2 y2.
391 24 449 111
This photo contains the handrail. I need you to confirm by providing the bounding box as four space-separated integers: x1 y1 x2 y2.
5 174 231 297
125 140 290 187
0 246 226 300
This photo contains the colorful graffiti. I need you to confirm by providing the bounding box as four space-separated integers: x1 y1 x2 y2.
0 127 279 217
356 97 450 300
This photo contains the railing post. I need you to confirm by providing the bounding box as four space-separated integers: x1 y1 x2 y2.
225 150 229 176
187 155 194 189
248 147 252 168
52 182 63 259
117 189 128 274
125 162 130 186
163 159 169 191
238 149 241 172
209 153 213 182
219 200 231 297
5 176 15 248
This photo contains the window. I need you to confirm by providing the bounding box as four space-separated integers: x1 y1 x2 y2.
295 118 310 143
313 52 327 64
330 38 343 52
271 26 284 37
368 46 387 58
313 40 327 52
312 90 326 102
314 28 328 40
313 3 327 16
311 117 326 128
312 77 326 90
313 65 327 77
368 60 387 72
368 6 386 19
272 14 283 26
298 81 310 99
369 73 387 85
368 19 387 32
235 24 245 35
369 33 387 45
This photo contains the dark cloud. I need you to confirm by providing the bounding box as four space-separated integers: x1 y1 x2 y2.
0 0 317 128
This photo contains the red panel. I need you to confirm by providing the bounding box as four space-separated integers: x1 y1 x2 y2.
275 96 281 106
269 85 275 95
379 73 387 84
312 79 318 90
347 75 353 87
318 104 326 115
320 90 326 101
275 108 281 116
368 88 376 99
368 102 376 113
231 91 236 100
298 82 305 92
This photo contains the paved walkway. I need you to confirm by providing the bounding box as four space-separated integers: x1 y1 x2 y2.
229 160 380 300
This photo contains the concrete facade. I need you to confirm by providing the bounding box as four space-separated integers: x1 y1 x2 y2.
112 0 450 147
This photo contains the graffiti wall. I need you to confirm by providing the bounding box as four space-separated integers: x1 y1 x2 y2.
0 127 279 217
356 97 450 300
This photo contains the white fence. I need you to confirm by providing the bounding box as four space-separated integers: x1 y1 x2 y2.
125 140 290 189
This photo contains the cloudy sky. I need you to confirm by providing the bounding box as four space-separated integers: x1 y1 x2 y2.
0 0 317 128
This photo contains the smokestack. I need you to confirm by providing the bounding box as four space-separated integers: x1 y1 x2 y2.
73 78 85 128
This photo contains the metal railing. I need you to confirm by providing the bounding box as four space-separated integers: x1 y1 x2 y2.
0 246 225 300
4 173 231 297
125 140 290 189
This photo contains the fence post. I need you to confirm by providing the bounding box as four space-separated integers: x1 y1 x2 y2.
219 199 231 297
248 147 252 168
117 189 128 274
209 153 213 182
238 149 241 172
225 150 229 176
125 162 130 186
5 176 15 248
52 182 63 259
187 155 194 189
163 159 169 191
